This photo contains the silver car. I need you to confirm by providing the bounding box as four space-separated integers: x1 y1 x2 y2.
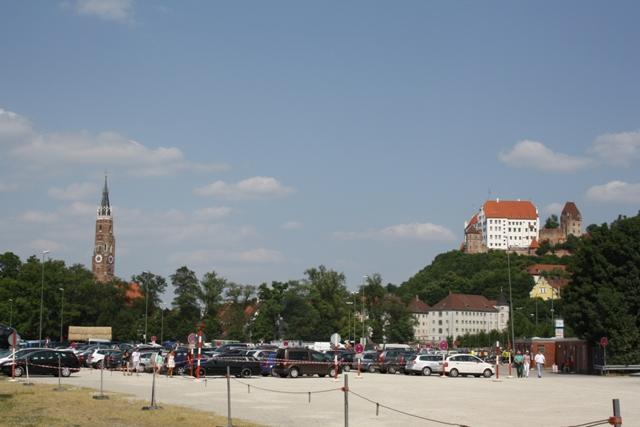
405 354 444 376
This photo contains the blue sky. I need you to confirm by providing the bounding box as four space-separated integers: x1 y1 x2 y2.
1 1 639 294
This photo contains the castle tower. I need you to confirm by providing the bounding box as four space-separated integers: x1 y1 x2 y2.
560 202 582 238
92 176 115 283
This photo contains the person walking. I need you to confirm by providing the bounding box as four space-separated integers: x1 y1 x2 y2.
122 349 130 375
523 351 531 378
534 349 546 378
166 350 175 378
514 350 524 378
131 348 141 376
154 350 164 374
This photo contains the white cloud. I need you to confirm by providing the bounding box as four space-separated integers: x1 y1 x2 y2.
19 210 59 224
194 206 233 220
586 181 640 204
73 0 134 24
169 248 284 265
48 182 99 200
334 222 455 241
543 203 564 216
0 108 35 143
0 181 17 192
590 131 640 167
61 201 99 216
29 239 63 253
194 176 294 200
281 221 303 230
499 140 592 172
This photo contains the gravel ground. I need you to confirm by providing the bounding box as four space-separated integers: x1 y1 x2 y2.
30 367 639 427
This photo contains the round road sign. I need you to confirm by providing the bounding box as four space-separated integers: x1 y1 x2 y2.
600 337 609 347
7 331 19 348
439 339 449 351
188 333 196 344
355 343 364 354
330 333 341 346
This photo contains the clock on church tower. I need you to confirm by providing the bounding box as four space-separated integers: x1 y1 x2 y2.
92 176 115 283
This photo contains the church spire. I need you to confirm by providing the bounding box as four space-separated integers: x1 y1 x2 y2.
98 175 111 217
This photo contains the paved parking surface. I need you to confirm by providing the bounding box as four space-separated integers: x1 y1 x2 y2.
32 369 639 427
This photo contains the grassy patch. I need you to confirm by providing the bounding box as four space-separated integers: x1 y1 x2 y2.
0 378 263 427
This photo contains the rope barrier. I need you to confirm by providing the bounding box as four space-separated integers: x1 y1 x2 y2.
348 389 470 427
563 420 611 427
231 377 342 396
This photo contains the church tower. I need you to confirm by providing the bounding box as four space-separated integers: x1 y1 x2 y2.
92 176 115 283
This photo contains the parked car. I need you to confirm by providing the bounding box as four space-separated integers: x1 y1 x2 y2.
0 348 44 365
259 351 277 376
360 351 379 373
377 349 413 374
195 356 260 378
444 354 495 378
0 349 80 377
273 348 340 378
405 354 444 376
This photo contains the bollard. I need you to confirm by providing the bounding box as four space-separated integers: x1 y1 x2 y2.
355 358 362 380
217 365 234 427
343 374 349 427
54 353 64 391
493 355 501 382
23 359 33 386
440 353 446 378
611 399 622 427
142 355 161 410
9 347 18 382
93 358 109 400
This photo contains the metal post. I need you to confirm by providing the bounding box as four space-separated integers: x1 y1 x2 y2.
24 358 33 386
612 399 622 427
8 298 13 328
226 365 233 427
55 353 63 391
39 250 49 344
93 358 109 399
343 374 349 427
603 346 607 375
144 272 149 343
506 248 515 360
142 353 161 410
59 288 64 343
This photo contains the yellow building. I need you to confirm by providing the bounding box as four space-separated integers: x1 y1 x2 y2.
529 275 568 301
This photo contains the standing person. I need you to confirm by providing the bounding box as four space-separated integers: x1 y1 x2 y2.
155 350 164 374
523 351 531 378
122 349 130 375
166 350 175 378
534 349 546 378
514 350 524 378
131 348 140 376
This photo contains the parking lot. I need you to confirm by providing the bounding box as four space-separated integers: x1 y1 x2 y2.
28 368 638 427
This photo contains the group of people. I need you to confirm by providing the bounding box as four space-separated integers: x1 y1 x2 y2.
513 349 546 378
120 349 177 377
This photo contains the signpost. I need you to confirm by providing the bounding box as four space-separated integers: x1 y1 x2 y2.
8 331 19 382
601 336 609 373
555 319 564 339
439 339 448 351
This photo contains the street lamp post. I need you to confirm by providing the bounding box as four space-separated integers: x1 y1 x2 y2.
346 301 353 343
160 303 165 344
361 275 368 345
9 298 13 328
39 250 50 344
59 288 64 343
505 241 516 352
143 271 150 343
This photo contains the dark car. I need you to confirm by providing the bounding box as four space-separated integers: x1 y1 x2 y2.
273 348 340 378
377 349 414 374
1 349 80 377
195 355 260 378
359 351 379 373
260 351 277 376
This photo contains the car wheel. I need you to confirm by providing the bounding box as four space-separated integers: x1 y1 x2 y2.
241 368 252 378
329 367 337 377
176 366 185 376
422 367 432 376
449 368 459 378
197 368 206 378
14 366 24 377
61 367 71 377
388 366 396 375
343 365 350 372
289 367 300 378
271 367 277 377
367 365 376 373
483 369 493 378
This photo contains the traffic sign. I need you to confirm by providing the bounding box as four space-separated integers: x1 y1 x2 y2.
600 337 609 347
151 335 157 343
355 343 364 354
330 333 341 346
439 339 449 351
7 331 19 348
188 333 196 344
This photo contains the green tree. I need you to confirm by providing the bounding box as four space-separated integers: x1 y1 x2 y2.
305 266 349 340
199 271 227 338
170 266 201 340
545 214 559 229
562 215 640 363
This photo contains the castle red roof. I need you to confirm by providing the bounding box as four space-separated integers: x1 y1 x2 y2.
408 296 430 314
482 200 537 220
125 282 143 301
526 264 567 275
561 202 582 220
547 277 569 291
431 293 498 312
529 238 539 249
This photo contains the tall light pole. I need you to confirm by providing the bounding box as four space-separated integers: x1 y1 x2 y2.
9 298 13 328
59 288 64 343
160 303 165 344
505 240 516 351
346 301 353 343
362 275 368 345
143 271 150 343
39 250 50 344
